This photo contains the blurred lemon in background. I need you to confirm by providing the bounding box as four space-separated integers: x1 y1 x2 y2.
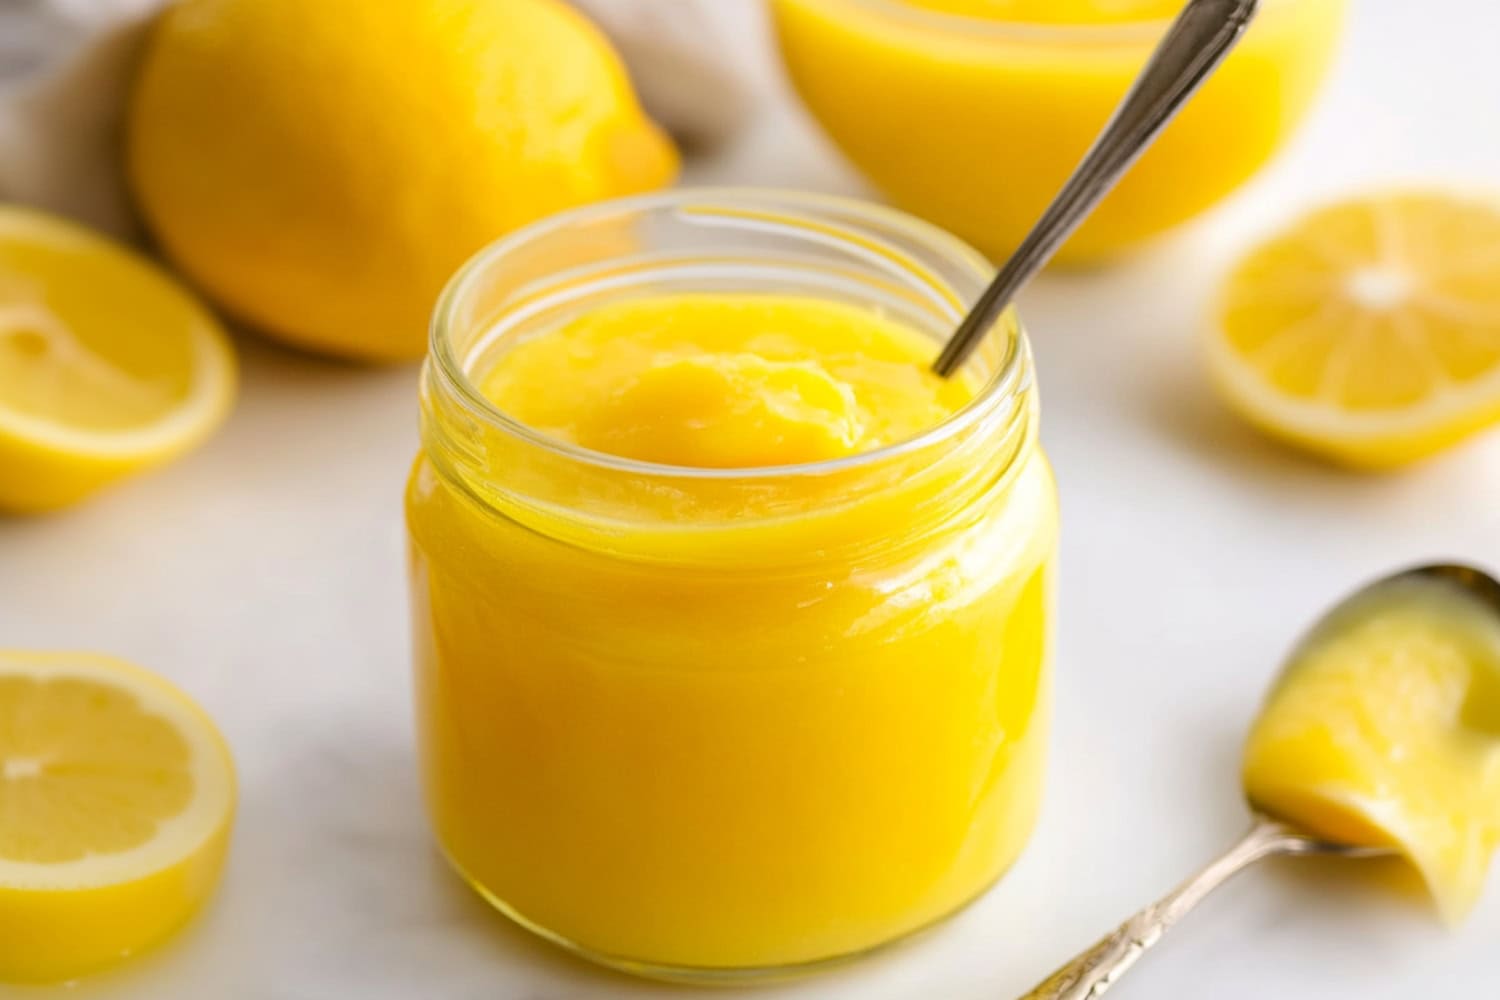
127 0 678 363
0 651 235 983
0 206 235 514
1209 192 1500 468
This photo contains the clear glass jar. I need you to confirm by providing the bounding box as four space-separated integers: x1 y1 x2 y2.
406 189 1058 982
771 0 1346 262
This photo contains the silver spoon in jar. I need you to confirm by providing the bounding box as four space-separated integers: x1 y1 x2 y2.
934 0 1261 377
1015 562 1500 1000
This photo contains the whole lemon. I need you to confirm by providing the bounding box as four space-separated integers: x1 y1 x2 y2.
127 0 678 362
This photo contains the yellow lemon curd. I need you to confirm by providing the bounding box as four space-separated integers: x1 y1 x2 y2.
1244 572 1500 923
481 296 974 466
771 0 1346 261
407 289 1057 975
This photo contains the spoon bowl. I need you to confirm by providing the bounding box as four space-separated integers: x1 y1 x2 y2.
1372 562 1500 614
1016 562 1500 1000
1248 814 1395 860
1244 561 1500 830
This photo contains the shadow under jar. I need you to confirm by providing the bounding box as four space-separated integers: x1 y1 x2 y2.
405 189 1059 982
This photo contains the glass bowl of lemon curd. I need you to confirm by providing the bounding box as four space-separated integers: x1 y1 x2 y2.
771 0 1347 262
406 189 1058 982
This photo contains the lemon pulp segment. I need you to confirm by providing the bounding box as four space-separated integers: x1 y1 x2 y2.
1210 192 1500 467
0 652 235 982
0 205 235 512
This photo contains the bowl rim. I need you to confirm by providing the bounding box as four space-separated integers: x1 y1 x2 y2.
814 0 1293 45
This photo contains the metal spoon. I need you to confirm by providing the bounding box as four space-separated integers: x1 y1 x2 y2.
1016 563 1500 1000
934 0 1261 377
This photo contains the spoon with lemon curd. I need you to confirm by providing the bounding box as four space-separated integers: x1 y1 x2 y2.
1016 563 1500 1000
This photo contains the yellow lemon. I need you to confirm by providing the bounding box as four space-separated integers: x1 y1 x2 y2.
0 206 236 514
1209 192 1500 468
0 651 236 983
127 0 679 363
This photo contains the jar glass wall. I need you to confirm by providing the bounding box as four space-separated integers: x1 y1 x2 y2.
406 190 1059 982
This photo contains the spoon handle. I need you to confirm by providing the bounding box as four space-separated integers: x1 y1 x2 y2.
933 0 1261 377
1015 818 1303 1000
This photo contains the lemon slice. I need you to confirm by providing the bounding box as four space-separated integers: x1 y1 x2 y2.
0 651 235 983
1208 192 1500 468
0 206 236 512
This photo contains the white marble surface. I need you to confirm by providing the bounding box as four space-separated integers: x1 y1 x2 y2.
4 1 1500 997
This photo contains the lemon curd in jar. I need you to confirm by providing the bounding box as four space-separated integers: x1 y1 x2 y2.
405 192 1058 979
771 0 1346 262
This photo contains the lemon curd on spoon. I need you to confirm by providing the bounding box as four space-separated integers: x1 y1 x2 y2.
405 193 1058 980
1244 571 1500 922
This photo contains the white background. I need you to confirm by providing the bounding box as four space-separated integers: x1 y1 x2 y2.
4 1 1500 997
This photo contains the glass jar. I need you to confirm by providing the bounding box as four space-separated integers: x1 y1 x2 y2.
771 0 1346 262
406 189 1058 982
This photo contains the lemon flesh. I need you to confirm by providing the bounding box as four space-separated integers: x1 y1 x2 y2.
1209 192 1500 468
0 206 236 513
127 0 679 362
0 652 235 983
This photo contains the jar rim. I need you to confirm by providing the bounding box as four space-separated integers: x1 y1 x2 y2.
821 0 1287 43
428 187 1027 483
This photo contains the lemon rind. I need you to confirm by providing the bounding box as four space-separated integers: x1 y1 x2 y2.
1205 328 1500 444
1206 188 1500 455
0 651 235 891
0 319 236 459
0 205 237 460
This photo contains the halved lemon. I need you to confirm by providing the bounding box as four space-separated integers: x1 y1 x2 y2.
1208 192 1500 468
0 651 236 982
0 206 236 513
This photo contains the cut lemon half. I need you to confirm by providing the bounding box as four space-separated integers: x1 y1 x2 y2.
1208 192 1500 468
0 651 236 982
0 206 236 512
